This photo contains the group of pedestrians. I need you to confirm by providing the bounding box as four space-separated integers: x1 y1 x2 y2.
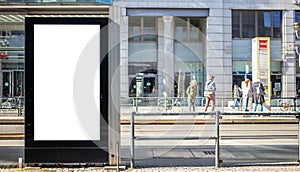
186 74 216 112
233 78 265 112
186 75 265 112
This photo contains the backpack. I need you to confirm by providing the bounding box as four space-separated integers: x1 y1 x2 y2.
238 89 242 97
256 83 265 96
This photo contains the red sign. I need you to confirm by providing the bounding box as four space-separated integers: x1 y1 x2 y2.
259 40 268 49
0 53 7 59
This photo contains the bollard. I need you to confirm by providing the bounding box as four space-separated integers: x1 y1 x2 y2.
18 157 22 169
215 111 220 168
116 141 120 172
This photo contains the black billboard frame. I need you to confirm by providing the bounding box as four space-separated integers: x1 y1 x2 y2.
25 17 109 164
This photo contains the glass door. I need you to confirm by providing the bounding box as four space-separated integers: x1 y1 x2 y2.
2 70 24 97
3 71 12 97
14 71 24 96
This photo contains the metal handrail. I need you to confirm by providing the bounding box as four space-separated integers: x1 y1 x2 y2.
130 111 220 168
130 111 300 168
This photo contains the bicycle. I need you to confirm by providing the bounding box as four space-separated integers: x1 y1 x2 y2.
157 97 181 112
279 99 300 112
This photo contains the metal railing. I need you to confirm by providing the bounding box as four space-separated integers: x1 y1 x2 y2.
0 96 24 116
121 96 300 113
130 111 300 168
130 111 221 168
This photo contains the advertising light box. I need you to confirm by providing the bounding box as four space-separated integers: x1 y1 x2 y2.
25 17 108 164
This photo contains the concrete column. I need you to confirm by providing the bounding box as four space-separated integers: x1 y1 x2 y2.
119 14 129 99
108 6 121 166
157 16 174 97
282 10 296 98
206 4 232 105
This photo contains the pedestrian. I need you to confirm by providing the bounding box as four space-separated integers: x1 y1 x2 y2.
233 84 242 110
241 78 251 112
204 74 216 112
186 80 197 112
251 79 265 112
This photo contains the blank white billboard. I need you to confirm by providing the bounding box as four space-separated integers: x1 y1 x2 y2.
34 25 100 140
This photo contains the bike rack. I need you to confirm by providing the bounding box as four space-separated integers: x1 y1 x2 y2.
130 111 221 168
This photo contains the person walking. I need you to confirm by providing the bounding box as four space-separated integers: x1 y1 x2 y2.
204 74 216 112
186 80 197 112
251 79 265 112
233 84 242 110
241 78 251 111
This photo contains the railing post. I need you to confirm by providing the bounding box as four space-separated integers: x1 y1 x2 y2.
130 112 135 168
294 97 297 112
215 111 220 167
298 114 300 165
135 96 138 112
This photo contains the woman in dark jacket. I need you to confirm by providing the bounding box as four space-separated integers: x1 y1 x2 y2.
251 79 265 112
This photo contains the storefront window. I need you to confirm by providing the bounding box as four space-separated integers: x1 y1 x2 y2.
128 17 141 42
232 10 282 38
128 17 157 42
242 11 255 38
175 17 205 42
175 17 188 42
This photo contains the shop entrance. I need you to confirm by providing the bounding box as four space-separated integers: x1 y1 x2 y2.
2 70 24 97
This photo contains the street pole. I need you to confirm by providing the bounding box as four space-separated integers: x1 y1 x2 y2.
130 112 135 168
215 111 220 167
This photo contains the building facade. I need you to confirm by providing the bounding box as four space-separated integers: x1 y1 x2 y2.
112 0 300 104
0 0 300 105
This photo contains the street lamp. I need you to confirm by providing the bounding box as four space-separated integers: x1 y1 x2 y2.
293 22 300 38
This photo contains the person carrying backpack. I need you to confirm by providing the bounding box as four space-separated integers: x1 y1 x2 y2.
233 84 242 110
251 79 265 112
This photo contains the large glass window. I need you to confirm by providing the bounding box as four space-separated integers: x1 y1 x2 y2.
295 11 300 24
175 17 205 42
232 11 240 38
232 10 282 39
128 17 157 42
242 11 255 38
128 17 141 42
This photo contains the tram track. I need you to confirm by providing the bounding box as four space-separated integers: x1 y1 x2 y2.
0 117 24 139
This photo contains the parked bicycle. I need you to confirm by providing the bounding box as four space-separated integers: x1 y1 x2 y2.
279 99 300 112
157 97 181 112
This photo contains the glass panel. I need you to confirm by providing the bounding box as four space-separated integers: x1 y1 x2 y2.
232 10 240 38
3 72 11 97
14 71 24 97
128 17 141 42
143 77 155 94
258 11 271 37
128 62 157 75
273 11 281 38
189 18 202 42
296 11 300 24
129 77 136 97
175 17 188 42
143 17 156 42
242 11 255 38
